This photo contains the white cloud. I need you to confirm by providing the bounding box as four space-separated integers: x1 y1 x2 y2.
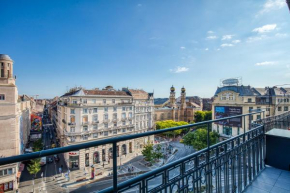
222 35 234 40
253 24 277 33
170 66 189 73
137 4 142 7
221 43 234 47
232 40 241 44
180 46 186 50
206 36 217 40
255 61 277 66
205 48 209 51
275 33 288 37
247 35 268 43
259 0 286 14
207 31 214 34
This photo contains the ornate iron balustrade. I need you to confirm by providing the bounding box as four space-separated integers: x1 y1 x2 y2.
1 110 283 193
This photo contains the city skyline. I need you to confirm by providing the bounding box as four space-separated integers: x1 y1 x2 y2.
1 0 290 99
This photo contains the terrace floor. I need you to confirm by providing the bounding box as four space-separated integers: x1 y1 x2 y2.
244 165 290 193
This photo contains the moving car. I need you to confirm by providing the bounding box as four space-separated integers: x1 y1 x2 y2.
47 157 53 163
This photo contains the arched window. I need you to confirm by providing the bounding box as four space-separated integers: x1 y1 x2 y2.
122 144 127 155
167 113 171 119
94 152 100 163
175 112 178 119
70 116 75 123
161 113 165 120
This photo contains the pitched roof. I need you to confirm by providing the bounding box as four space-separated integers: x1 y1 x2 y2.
84 89 130 96
127 89 149 99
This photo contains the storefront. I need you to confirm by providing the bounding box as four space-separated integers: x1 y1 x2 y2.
0 181 13 192
68 151 79 170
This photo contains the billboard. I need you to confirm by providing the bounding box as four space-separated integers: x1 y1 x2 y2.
31 114 42 131
214 106 242 127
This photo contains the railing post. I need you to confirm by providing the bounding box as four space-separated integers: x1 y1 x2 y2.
113 142 118 193
206 123 211 193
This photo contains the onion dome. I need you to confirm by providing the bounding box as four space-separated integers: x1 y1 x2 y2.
170 85 175 92
181 86 186 93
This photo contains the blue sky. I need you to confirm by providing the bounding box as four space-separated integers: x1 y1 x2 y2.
1 0 290 98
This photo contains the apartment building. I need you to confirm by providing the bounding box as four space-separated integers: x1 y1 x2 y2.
0 54 31 192
57 86 154 170
212 79 290 138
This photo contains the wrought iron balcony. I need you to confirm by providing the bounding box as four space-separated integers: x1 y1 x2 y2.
67 122 76 126
103 119 110 123
81 121 89 126
121 117 127 121
92 120 99 125
112 118 118 122
1 111 290 193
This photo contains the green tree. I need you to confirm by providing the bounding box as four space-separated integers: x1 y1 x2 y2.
153 144 163 161
204 111 212 121
27 159 41 177
194 111 205 123
156 120 189 138
32 139 43 152
141 143 154 163
182 129 219 150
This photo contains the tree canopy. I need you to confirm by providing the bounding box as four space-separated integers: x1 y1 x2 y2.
182 129 219 150
194 111 212 123
27 159 41 177
156 120 189 137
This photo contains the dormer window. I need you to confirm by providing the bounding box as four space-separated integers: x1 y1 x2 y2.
248 98 252 103
221 92 234 101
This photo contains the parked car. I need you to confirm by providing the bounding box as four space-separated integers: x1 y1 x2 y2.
54 155 60 162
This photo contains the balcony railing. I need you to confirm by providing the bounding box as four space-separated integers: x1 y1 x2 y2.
92 120 99 125
81 121 89 126
103 119 110 123
67 122 76 126
2 110 290 193
112 118 118 122
121 117 127 121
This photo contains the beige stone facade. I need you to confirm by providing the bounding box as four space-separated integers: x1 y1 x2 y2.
154 86 202 123
57 86 154 171
212 84 290 138
0 54 32 191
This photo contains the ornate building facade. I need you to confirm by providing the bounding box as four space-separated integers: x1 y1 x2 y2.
154 86 202 123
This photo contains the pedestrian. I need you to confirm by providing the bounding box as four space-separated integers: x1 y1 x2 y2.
59 167 62 175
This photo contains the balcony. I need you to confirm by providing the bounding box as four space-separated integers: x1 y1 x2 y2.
92 120 99 125
128 117 133 121
81 121 89 126
121 117 127 121
68 122 76 126
103 119 110 123
2 111 290 193
112 118 118 122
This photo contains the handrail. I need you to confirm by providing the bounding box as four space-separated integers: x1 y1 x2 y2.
0 111 264 166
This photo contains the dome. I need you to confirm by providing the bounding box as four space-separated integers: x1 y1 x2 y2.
181 86 186 93
170 85 175 92
0 54 12 61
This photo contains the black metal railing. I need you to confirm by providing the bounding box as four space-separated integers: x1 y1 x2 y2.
1 110 289 193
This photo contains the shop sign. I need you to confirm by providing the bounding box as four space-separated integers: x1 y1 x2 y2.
69 151 79 156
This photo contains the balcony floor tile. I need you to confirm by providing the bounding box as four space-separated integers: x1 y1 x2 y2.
244 166 290 193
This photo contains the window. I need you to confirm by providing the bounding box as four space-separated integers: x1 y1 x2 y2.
122 113 126 118
248 98 252 103
122 107 126 111
85 153 89 167
284 106 288 111
129 112 132 118
130 121 132 125
73 100 77 104
0 94 5 100
257 115 261 120
83 126 88 131
93 133 98 138
113 130 117 134
82 116 88 123
278 107 282 111
266 107 270 111
70 137 76 142
83 135 89 140
93 125 98 130
112 99 115 104
0 168 14 177
249 107 253 112
70 109 75 114
113 113 117 119
113 107 117 112
114 123 117 127
83 108 88 114
104 114 108 120
122 128 126 132
104 107 108 112
129 107 132 111
83 99 87 104
92 99 96 104
70 127 75 132
93 115 98 122
104 131 108 136
122 121 126 126
103 99 106 104
93 108 98 113
104 123 108 128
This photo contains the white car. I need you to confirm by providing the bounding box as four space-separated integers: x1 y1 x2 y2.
40 157 47 166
